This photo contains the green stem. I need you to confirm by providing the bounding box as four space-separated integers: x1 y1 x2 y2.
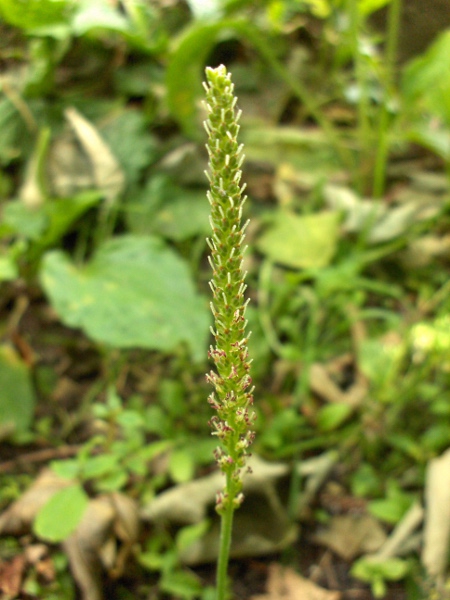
372 0 402 198
243 26 353 170
287 294 319 521
216 485 235 600
348 0 371 194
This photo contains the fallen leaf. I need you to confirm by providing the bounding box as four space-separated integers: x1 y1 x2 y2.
422 448 450 580
0 468 72 535
371 502 423 560
65 107 125 205
251 562 341 600
312 514 387 561
63 493 139 600
0 470 139 600
309 362 367 407
0 554 26 597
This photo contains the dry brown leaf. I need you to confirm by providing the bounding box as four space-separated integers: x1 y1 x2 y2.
251 562 341 600
63 494 140 600
0 468 73 535
312 514 386 561
65 107 125 205
63 496 115 600
422 448 450 580
0 554 26 597
0 470 139 600
309 361 367 408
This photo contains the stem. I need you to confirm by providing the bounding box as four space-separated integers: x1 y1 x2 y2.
372 0 402 198
243 26 353 170
348 0 371 194
216 485 235 600
287 294 319 521
203 65 255 600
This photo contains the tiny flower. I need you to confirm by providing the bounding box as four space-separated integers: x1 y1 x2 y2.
204 65 256 515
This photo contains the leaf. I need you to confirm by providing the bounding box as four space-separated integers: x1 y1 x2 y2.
160 568 203 598
99 110 158 187
0 469 73 535
368 481 414 525
65 107 125 204
0 255 18 282
351 557 409 598
407 126 450 162
127 176 209 241
422 448 450 580
0 98 31 166
250 562 341 600
402 30 450 124
169 449 195 484
0 0 70 30
256 210 340 269
33 484 89 542
3 192 102 250
0 344 36 439
166 19 252 138
72 0 131 36
176 520 210 554
62 494 139 600
19 127 51 208
316 403 353 432
186 0 223 19
39 235 210 361
312 514 386 561
358 0 391 16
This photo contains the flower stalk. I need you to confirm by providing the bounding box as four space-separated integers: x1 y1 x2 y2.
203 65 255 600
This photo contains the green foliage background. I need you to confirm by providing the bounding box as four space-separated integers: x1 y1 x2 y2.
0 0 450 597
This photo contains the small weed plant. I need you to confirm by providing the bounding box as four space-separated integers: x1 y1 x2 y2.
203 65 256 600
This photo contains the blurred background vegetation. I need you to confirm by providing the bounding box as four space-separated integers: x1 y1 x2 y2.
0 1 450 599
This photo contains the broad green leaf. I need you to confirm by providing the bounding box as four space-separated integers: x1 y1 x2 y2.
81 454 119 479
160 568 203 598
50 459 80 480
368 482 414 524
3 192 101 248
127 177 209 241
0 99 33 166
351 557 409 585
39 235 210 361
0 255 18 282
176 520 210 554
358 337 403 388
358 0 391 16
3 202 48 240
297 0 331 18
185 0 223 20
407 126 450 162
316 403 353 432
257 210 340 269
402 30 450 125
95 470 128 492
39 192 102 247
72 0 131 35
33 484 88 542
166 19 250 138
169 449 195 484
0 0 70 30
242 126 338 173
0 345 36 437
99 110 158 187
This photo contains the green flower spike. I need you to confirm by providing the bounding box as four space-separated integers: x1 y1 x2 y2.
204 64 256 599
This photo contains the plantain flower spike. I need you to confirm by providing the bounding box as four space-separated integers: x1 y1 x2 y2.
203 65 256 514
